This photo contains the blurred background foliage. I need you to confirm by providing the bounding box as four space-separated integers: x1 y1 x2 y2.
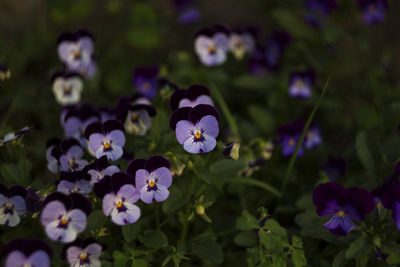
1 0 400 266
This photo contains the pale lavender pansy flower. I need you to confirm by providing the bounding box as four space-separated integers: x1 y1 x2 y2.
170 104 220 154
3 239 52 267
133 66 159 99
288 69 315 99
277 120 305 157
194 25 230 66
84 155 120 186
0 185 27 227
85 120 126 161
40 192 91 243
57 171 92 195
62 238 102 267
229 27 257 60
127 155 172 204
51 72 84 105
59 138 89 172
305 126 322 150
358 0 388 25
169 84 214 111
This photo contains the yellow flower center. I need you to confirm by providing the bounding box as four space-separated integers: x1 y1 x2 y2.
377 202 382 209
337 211 345 217
148 179 156 188
194 131 202 140
80 253 88 261
104 142 111 150
288 139 295 147
60 218 68 225
5 204 13 211
74 50 81 59
69 160 75 168
295 79 304 88
64 86 71 94
208 45 216 54
116 200 123 209
131 113 139 121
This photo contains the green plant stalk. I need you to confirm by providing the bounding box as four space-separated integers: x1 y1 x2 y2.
280 76 331 195
227 177 281 198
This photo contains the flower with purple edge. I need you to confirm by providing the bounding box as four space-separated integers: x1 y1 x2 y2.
94 172 141 225
304 125 322 150
84 155 120 187
304 0 338 27
40 192 91 243
277 120 305 157
59 138 89 172
358 0 388 25
85 119 126 161
169 84 214 111
382 184 400 230
133 66 160 99
57 171 92 195
62 238 102 267
313 182 375 235
170 104 220 154
288 69 315 99
229 27 257 60
3 239 52 267
51 71 83 105
194 25 230 66
265 30 291 71
0 185 27 227
127 155 172 204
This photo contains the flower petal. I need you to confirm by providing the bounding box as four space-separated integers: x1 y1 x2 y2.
197 115 219 138
153 167 172 188
41 201 67 226
175 120 194 144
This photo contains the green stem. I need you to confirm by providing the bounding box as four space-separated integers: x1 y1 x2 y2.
280 76 331 195
227 177 281 198
155 203 160 230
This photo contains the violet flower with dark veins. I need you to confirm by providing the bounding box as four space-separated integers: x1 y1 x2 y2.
169 84 214 111
288 69 315 99
59 138 89 172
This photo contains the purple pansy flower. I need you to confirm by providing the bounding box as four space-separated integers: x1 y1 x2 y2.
229 27 257 60
323 156 347 181
133 66 159 99
382 184 400 229
62 238 102 267
62 104 101 148
288 69 315 99
40 192 91 243
0 185 27 227
173 0 202 25
127 155 172 204
94 172 141 225
265 30 291 71
169 84 214 111
57 171 91 195
358 0 388 25
0 126 33 147
51 71 84 105
85 120 126 161
57 29 96 78
277 120 305 157
84 155 120 186
194 25 230 66
313 182 375 235
59 138 89 172
304 0 338 27
116 94 157 136
170 104 220 154
3 239 52 267
304 125 322 149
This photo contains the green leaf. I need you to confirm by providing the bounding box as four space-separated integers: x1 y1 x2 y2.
162 186 186 213
236 210 260 230
192 237 223 264
113 250 130 267
248 105 275 134
355 132 375 171
210 159 246 175
233 74 269 90
386 253 400 265
122 222 140 242
264 219 287 238
138 230 168 249
234 231 258 247
332 249 346 267
86 210 105 232
300 225 336 242
131 259 148 267
0 160 32 184
259 230 282 251
291 235 307 267
345 234 371 259
382 240 400 255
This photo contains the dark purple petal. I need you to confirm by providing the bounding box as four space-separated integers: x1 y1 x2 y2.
358 0 388 9
382 184 400 209
169 107 191 130
25 189 42 213
169 89 186 111
69 193 92 216
212 24 230 35
9 186 27 198
133 66 159 79
42 192 72 211
103 120 124 134
312 182 349 209
324 215 354 236
195 28 214 38
189 104 220 124
46 138 61 148
24 240 52 258
2 239 27 256
277 120 305 136
93 176 112 198
111 172 134 193
57 32 76 44
96 155 110 170
316 199 340 217
75 29 95 41
0 184 10 196
348 187 375 218
84 122 102 140
131 104 157 117
186 85 211 100
144 155 170 172
122 149 135 160
60 138 81 153
126 159 146 177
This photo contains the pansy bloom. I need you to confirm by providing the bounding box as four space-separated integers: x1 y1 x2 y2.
229 27 257 60
59 138 89 172
41 192 91 243
174 0 202 25
116 94 157 136
84 155 120 186
170 104 220 153
194 24 230 66
277 120 305 157
358 0 388 25
0 185 27 227
288 69 315 99
57 29 96 78
169 84 214 111
304 125 322 150
127 155 172 204
62 238 102 267
133 66 159 99
3 239 52 267
51 71 84 105
265 30 291 71
0 62 11 81
94 172 141 225
57 171 91 195
304 0 338 27
313 182 375 235
85 120 126 161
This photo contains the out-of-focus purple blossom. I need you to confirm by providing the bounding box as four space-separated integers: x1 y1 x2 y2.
169 84 214 111
229 27 257 60
304 0 338 27
358 0 388 25
57 171 91 195
84 155 120 186
194 25 230 66
277 120 305 157
288 69 315 99
40 192 91 243
265 30 291 71
127 155 172 204
248 44 269 75
178 8 202 25
133 66 159 99
62 238 102 267
51 71 83 106
0 126 33 147
58 138 89 172
313 182 375 235
323 156 346 181
305 125 322 150
85 120 125 161
0 185 27 227
3 239 52 267
170 104 220 154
